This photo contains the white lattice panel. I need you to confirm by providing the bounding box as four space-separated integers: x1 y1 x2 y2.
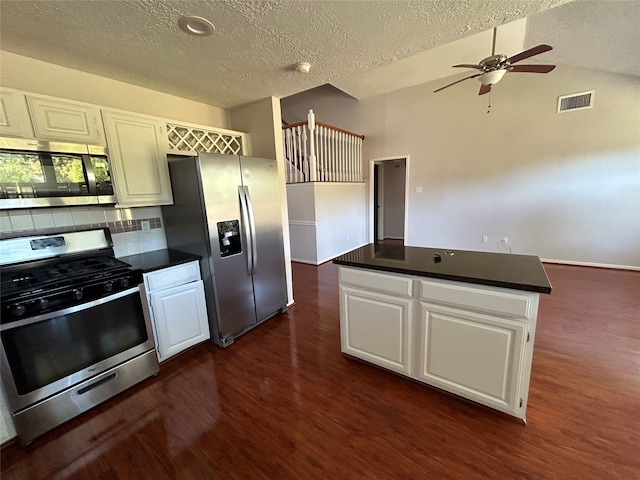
167 124 244 155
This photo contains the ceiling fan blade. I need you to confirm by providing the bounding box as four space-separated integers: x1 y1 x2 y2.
452 64 484 70
507 44 553 64
433 73 482 93
479 84 491 95
509 64 556 73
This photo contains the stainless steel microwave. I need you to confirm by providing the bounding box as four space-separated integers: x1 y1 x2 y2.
0 137 116 209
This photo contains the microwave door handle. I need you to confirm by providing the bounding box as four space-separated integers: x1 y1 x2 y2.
81 154 97 194
243 186 258 276
238 186 252 276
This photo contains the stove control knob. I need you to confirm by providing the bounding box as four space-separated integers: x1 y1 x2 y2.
11 304 26 317
120 277 130 288
104 281 114 292
73 289 84 301
37 298 49 310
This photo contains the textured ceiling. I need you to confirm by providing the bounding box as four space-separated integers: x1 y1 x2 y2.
0 0 635 110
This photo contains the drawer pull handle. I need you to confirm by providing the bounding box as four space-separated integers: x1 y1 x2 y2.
77 373 117 395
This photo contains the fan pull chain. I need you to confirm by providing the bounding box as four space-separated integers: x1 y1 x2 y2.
487 90 492 114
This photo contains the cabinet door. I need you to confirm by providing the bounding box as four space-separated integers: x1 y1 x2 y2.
340 286 413 376
150 280 210 362
0 89 33 138
416 302 527 416
102 110 172 207
26 95 104 144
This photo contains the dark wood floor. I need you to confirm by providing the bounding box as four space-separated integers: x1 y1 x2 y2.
2 262 639 479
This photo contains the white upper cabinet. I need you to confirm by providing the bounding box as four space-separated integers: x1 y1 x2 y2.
0 88 34 138
26 95 105 145
102 109 173 207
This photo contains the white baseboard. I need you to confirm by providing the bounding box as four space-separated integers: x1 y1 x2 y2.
291 257 318 265
541 258 640 271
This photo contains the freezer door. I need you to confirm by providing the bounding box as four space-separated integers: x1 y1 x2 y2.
198 154 257 338
240 156 288 321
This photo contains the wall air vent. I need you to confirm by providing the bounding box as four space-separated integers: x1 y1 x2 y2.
557 91 594 113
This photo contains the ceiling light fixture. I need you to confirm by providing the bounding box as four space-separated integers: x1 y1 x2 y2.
178 15 215 37
295 62 311 74
478 69 506 86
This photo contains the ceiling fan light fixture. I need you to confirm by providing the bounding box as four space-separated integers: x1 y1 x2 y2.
478 69 506 85
178 15 215 37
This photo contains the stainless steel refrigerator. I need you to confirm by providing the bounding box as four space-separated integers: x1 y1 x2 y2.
162 153 288 347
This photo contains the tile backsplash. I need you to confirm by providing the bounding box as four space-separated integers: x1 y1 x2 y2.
1 206 167 258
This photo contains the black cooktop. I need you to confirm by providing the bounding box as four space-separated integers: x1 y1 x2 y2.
1 254 141 323
1 255 132 297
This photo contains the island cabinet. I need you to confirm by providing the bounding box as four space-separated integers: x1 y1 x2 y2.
101 109 173 207
415 279 537 418
336 245 551 422
339 267 539 419
141 261 210 362
339 268 414 376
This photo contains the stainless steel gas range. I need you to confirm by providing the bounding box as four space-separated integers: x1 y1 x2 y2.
0 228 159 445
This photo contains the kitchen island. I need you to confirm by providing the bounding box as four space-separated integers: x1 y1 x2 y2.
333 243 552 421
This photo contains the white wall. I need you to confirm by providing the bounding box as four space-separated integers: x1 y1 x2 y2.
230 98 294 305
286 183 318 264
282 66 640 268
0 51 230 128
287 182 367 265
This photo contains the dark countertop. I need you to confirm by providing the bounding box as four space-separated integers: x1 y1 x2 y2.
119 249 201 273
333 244 552 294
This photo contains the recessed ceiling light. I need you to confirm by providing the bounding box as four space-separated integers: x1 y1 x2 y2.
178 16 215 37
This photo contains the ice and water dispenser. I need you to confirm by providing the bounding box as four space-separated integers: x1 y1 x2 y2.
217 220 242 257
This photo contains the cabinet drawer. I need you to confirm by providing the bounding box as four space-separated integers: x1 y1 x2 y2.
144 261 201 292
339 267 412 298
419 279 536 320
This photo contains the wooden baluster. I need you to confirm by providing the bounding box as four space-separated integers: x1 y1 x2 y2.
285 129 292 183
302 126 308 182
296 125 303 182
307 110 317 182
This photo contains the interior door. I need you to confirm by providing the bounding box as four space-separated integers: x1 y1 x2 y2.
240 156 287 321
198 153 256 338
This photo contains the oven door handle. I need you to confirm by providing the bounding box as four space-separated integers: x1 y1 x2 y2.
0 287 140 331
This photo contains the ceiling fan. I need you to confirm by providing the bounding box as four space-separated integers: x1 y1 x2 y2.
434 28 556 95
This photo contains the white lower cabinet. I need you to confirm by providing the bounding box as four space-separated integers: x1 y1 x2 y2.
340 286 413 376
143 261 210 362
415 303 527 416
338 266 539 420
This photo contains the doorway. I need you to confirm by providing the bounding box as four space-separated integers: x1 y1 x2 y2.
369 156 408 245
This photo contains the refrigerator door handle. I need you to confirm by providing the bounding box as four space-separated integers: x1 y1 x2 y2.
243 185 258 275
238 185 253 276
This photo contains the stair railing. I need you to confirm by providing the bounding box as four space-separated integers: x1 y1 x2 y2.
282 110 364 183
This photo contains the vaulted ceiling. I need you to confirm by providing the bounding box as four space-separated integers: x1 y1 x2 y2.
0 1 637 109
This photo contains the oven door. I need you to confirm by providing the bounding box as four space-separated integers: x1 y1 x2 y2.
0 286 155 413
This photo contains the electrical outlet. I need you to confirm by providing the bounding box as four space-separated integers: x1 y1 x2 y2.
501 236 509 244
482 235 488 243
141 220 151 233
